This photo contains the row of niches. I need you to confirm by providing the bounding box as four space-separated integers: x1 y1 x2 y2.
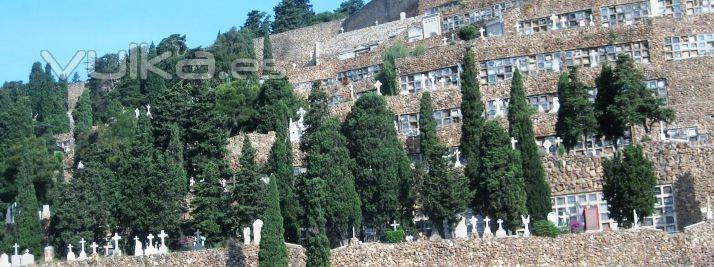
664 33 714 60
396 107 463 136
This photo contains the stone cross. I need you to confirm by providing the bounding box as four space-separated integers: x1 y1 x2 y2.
12 244 18 256
633 209 640 229
453 149 462 168
560 16 567 28
78 239 87 260
374 81 382 95
111 233 122 256
511 137 518 150
221 179 227 188
375 20 379 26
482 217 493 238
430 77 436 91
550 14 559 30
133 236 143 256
103 243 111 256
468 216 479 237
90 242 98 255
158 231 169 254
555 137 563 147
550 96 561 113
495 219 507 238
340 27 344 34
146 234 154 249
66 244 76 261
146 104 151 117
252 220 263 246
543 139 553 152
190 177 195 187
479 27 486 39
521 215 531 237
134 108 140 118
390 220 400 231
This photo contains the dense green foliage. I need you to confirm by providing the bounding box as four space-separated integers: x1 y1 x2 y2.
11 159 43 255
215 80 260 134
228 136 267 235
507 69 551 221
258 176 289 267
459 48 486 212
532 220 560 237
72 89 94 139
272 0 315 34
343 93 413 236
418 92 471 235
602 145 657 228
303 178 331 267
556 69 597 152
384 229 405 243
457 25 478 41
476 121 528 230
27 62 70 135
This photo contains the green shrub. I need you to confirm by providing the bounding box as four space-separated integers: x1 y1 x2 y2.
384 229 405 243
532 220 560 237
458 25 478 41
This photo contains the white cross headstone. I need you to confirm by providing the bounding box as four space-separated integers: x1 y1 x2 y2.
430 77 436 91
482 217 493 238
10 244 20 267
390 220 400 231
111 233 122 256
454 216 468 238
11 245 18 257
146 104 151 117
133 236 143 256
453 149 462 168
158 231 169 254
550 14 559 30
543 140 553 152
90 242 98 256
547 212 558 225
521 215 531 237
189 177 195 187
221 179 227 188
252 219 263 246
146 234 155 254
78 238 87 260
374 81 382 95
633 209 640 229
468 216 479 237
479 27 486 39
134 108 140 118
103 243 111 256
66 244 76 261
550 97 561 113
20 250 33 266
511 137 518 150
77 161 84 170
554 137 563 147
560 16 567 28
495 219 507 238
0 253 9 267
243 227 251 245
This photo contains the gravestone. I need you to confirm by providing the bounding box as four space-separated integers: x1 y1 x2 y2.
10 244 20 267
542 140 553 153
192 229 205 250
390 220 400 231
468 216 479 237
103 243 112 256
479 27 485 39
78 238 87 260
20 250 33 266
147 234 155 255
66 244 76 261
0 253 9 267
111 233 122 256
550 97 560 113
134 236 144 256
252 220 263 246
90 242 98 256
453 149 462 168
511 137 518 150
374 81 382 95
495 219 507 238
158 231 169 254
43 246 54 263
521 215 531 237
633 210 640 229
550 14 559 30
243 227 251 245
482 217 493 239
560 16 567 28
454 216 468 238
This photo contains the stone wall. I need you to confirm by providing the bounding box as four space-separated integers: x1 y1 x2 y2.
330 221 714 266
342 0 420 32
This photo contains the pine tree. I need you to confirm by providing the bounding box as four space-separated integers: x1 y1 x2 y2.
418 92 471 235
477 121 528 230
303 117 361 247
216 80 260 135
228 136 266 233
343 93 413 236
507 69 551 221
72 89 94 140
335 0 364 16
602 145 657 228
209 28 257 81
244 10 269 34
459 48 486 212
556 69 597 152
258 175 289 267
272 0 315 34
303 178 330 267
12 157 43 255
266 102 301 243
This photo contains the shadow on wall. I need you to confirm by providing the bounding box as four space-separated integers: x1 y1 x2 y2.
226 238 247 267
675 172 703 229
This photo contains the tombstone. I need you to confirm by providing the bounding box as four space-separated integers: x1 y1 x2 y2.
589 14 595 26
66 244 76 261
146 104 151 117
482 217 493 239
453 149 462 168
43 246 54 263
375 20 379 26
189 177 195 187
20 250 33 266
134 108 140 118
243 227 251 245
374 81 382 95
494 99 505 117
400 12 407 20
429 77 436 91
252 220 263 246
479 27 486 39
9 244 20 267
0 253 9 267
111 233 122 256
542 140 553 153
495 219 507 238
550 14 559 30
579 18 587 27
468 216 479 237
547 212 558 226
454 216 468 238
589 50 600 67
390 220 400 231
220 179 227 189
78 238 87 260
632 210 640 229
158 231 169 254
405 235 414 242
442 36 448 45
560 16 567 28
41 205 51 220
340 27 344 34
133 236 144 256
510 137 518 150
515 22 521 34
521 215 531 237
550 97 561 114
90 242 98 256
103 243 112 257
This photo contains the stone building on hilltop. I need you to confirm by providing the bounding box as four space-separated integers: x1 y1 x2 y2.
234 0 714 234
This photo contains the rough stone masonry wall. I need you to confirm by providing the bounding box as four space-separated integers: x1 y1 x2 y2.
331 222 714 266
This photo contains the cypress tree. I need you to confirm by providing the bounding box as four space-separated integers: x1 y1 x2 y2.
507 69 551 221
258 175 289 267
72 89 94 140
602 145 657 228
263 34 276 76
556 69 597 152
228 136 266 232
272 0 315 33
266 102 301 243
594 64 626 143
302 82 329 145
304 177 330 267
477 121 528 230
418 92 471 235
343 93 413 236
459 48 486 212
256 78 298 133
12 157 42 254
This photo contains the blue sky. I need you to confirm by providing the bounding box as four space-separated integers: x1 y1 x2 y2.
0 0 342 83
